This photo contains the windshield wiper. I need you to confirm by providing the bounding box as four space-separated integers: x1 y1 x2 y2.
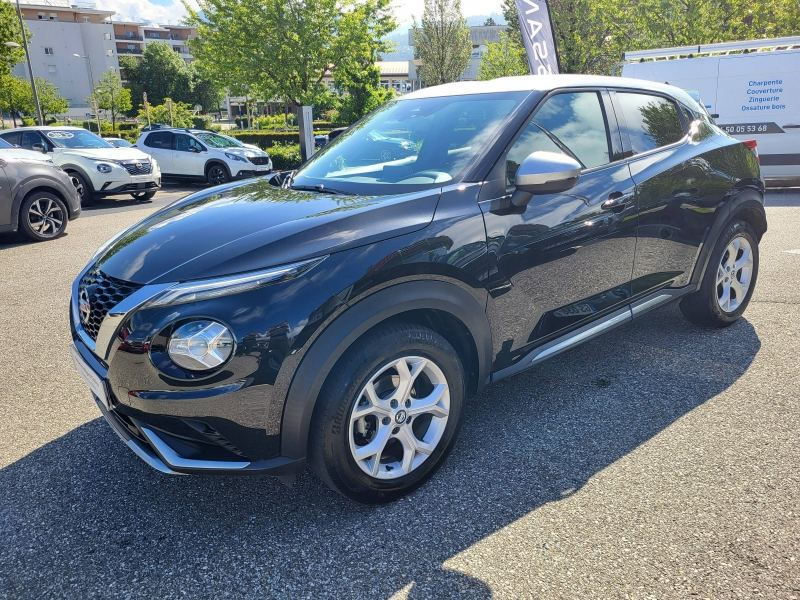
289 184 355 196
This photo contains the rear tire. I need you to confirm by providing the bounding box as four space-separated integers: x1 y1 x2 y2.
679 219 759 327
19 192 68 242
310 323 465 504
68 172 94 207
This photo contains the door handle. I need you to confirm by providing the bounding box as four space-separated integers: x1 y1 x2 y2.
602 192 634 213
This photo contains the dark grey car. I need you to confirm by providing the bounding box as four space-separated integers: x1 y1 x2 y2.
0 138 81 241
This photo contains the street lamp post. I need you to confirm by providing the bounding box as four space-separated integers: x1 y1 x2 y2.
6 0 44 126
73 53 96 95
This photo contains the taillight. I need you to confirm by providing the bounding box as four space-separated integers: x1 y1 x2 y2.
743 139 759 162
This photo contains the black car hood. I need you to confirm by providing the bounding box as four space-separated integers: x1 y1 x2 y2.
97 179 440 284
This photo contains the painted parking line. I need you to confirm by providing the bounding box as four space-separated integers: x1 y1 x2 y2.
784 249 800 254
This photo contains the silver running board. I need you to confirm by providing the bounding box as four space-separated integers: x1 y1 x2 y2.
491 285 694 383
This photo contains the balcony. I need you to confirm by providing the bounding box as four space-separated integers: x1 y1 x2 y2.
116 33 143 41
117 48 143 55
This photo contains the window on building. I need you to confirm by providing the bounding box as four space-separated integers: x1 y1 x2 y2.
83 16 91 22
126 31 135 38
616 93 685 155
44 47 54 55
49 13 57 20
38 12 46 19
148 32 160 38
104 33 111 40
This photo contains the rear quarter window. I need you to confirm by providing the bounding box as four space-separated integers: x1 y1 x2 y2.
618 93 685 154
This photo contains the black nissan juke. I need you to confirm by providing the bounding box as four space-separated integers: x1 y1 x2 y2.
70 75 766 503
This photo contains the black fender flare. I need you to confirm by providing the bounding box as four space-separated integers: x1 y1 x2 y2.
279 280 493 459
204 159 231 179
690 186 767 287
60 163 95 193
11 176 78 227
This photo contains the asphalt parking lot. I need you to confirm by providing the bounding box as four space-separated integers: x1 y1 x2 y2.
0 186 798 599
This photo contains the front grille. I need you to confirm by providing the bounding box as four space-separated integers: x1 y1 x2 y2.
248 156 269 165
120 160 152 176
77 266 143 340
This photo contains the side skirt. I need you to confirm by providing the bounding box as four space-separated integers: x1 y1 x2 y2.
490 285 695 384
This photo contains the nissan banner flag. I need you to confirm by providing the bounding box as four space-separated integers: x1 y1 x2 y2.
514 0 559 75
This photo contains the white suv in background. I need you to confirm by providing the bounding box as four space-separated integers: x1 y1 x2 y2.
0 127 161 205
135 129 272 185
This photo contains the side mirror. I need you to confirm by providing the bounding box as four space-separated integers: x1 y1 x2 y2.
511 151 581 206
32 143 46 153
188 146 200 153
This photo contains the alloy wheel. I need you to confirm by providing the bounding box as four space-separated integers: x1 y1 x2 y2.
349 356 450 480
27 197 64 238
208 166 228 185
70 176 85 199
716 234 753 313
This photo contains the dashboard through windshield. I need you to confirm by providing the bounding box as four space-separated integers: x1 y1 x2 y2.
292 92 527 194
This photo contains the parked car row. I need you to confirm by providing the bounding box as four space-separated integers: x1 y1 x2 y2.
0 126 273 242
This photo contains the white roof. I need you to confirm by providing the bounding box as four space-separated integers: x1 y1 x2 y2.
401 74 684 99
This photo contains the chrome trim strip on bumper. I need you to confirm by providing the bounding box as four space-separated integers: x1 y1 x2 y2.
94 396 181 475
139 426 251 471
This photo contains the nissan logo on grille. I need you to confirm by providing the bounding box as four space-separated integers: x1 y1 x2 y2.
78 287 91 324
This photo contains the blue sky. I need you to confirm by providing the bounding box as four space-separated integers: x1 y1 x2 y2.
98 0 505 27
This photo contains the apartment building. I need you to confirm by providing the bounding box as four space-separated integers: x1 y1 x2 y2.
113 22 196 63
5 0 197 118
8 0 118 117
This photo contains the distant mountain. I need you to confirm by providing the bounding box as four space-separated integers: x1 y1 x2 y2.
380 13 507 61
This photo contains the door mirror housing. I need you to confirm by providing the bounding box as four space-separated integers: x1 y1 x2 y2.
188 146 200 153
32 143 46 153
511 151 581 207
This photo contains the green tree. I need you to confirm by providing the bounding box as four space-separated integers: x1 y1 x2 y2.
501 0 522 46
483 17 498 26
35 77 69 120
187 63 223 114
120 42 192 112
91 70 131 129
137 98 194 128
0 75 33 126
0 1 26 78
413 0 472 86
632 0 800 48
336 65 395 123
186 0 395 107
478 31 528 80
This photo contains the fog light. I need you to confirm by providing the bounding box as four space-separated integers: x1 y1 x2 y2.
167 320 234 371
96 163 113 173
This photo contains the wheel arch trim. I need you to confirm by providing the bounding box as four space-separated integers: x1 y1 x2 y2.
279 280 493 459
690 187 766 287
11 177 76 228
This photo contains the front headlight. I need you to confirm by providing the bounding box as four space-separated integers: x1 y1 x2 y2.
225 152 248 163
168 320 234 370
144 257 326 308
96 163 113 173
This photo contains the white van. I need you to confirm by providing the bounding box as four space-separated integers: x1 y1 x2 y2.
620 36 800 185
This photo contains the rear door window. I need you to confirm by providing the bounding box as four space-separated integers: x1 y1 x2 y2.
145 131 174 149
617 93 685 154
0 132 21 147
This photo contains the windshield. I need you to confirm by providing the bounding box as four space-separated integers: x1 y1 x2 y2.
109 138 133 147
0 138 12 149
292 92 526 194
196 132 242 149
44 129 113 149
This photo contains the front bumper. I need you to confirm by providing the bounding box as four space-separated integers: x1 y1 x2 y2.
74 336 304 478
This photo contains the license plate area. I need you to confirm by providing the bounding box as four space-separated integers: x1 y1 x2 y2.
70 343 111 410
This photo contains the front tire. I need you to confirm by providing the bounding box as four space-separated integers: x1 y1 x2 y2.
680 219 759 327
206 163 230 186
19 192 68 242
310 323 465 504
130 191 156 201
69 172 94 207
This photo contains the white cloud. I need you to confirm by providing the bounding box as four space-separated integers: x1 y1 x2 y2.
96 0 198 24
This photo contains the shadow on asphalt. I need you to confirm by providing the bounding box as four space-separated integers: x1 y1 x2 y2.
0 306 761 598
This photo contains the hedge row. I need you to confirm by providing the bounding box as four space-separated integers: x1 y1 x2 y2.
227 131 329 149
267 143 302 171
